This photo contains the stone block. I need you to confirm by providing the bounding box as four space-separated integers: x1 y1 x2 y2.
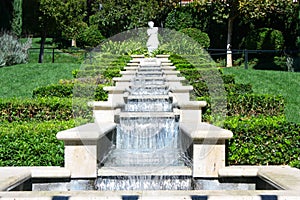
193 140 226 178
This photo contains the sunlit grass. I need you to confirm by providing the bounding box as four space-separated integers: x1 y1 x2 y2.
0 63 79 98
223 68 300 123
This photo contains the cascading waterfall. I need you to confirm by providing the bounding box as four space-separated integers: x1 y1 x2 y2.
96 59 190 190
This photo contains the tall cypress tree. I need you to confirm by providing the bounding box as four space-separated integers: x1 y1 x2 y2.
11 0 23 36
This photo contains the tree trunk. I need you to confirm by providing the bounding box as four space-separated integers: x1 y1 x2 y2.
38 33 46 63
226 17 235 67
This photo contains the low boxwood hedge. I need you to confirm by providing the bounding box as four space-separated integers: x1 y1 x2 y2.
0 120 76 166
33 83 108 101
0 97 92 122
227 93 284 117
225 116 300 168
198 93 285 120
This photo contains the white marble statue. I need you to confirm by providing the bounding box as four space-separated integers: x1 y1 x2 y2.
146 21 159 54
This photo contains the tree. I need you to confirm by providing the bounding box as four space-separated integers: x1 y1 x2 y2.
40 0 87 47
38 0 59 63
90 0 179 37
11 0 23 36
194 0 297 67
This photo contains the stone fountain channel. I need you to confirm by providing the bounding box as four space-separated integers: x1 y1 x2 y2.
1 55 300 199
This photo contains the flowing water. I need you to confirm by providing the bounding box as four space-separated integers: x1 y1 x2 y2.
98 60 187 190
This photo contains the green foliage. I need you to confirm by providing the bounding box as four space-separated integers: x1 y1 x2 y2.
227 94 284 117
241 28 284 50
33 84 74 98
40 0 87 44
225 116 300 168
165 9 194 30
90 0 178 37
0 120 76 166
0 32 32 66
11 0 22 36
100 39 147 56
0 97 92 122
32 83 108 101
77 25 105 48
179 28 210 48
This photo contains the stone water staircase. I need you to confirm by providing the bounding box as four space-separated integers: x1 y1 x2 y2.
57 55 233 178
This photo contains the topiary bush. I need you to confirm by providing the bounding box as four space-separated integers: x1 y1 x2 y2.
77 25 105 48
179 28 210 48
0 32 32 66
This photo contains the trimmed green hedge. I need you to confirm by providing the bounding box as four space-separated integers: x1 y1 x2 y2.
0 120 76 166
199 93 285 120
33 83 108 101
227 94 284 117
0 97 92 122
225 116 300 168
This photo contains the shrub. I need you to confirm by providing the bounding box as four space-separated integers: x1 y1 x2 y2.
0 120 76 166
33 83 108 101
0 32 32 66
179 28 210 48
198 93 284 121
77 25 105 48
33 84 74 98
227 94 285 117
225 116 300 168
0 97 92 122
241 28 284 50
225 83 253 95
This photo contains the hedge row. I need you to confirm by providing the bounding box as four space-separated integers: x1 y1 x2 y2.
33 83 108 101
72 68 122 79
198 93 285 119
193 83 252 97
225 116 300 168
0 97 92 122
0 120 76 166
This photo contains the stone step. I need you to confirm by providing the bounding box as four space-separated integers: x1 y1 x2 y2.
115 112 180 123
129 85 169 89
125 95 172 101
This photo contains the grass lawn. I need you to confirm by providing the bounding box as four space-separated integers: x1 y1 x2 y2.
0 63 79 98
223 68 300 123
0 38 83 98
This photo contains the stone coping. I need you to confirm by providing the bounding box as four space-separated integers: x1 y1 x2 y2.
1 189 300 199
92 101 124 110
170 85 193 92
178 101 207 109
56 123 116 141
0 166 300 197
98 166 192 176
219 166 300 190
0 167 70 191
180 122 233 140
